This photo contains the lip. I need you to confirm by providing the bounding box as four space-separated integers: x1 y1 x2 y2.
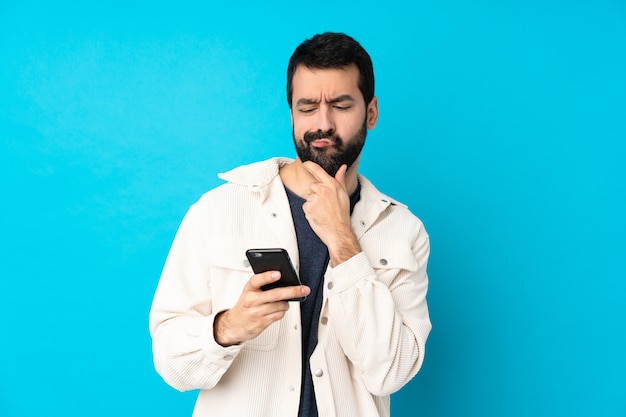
311 139 334 148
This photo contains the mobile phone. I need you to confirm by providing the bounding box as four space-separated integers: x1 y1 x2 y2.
245 248 306 302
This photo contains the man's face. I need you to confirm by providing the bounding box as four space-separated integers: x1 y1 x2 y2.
291 64 378 176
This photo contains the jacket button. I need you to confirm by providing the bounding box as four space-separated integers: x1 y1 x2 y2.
320 317 328 325
223 355 234 361
327 281 334 290
314 369 324 377
380 258 388 266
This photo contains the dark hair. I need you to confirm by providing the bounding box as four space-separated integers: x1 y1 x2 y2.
286 32 375 108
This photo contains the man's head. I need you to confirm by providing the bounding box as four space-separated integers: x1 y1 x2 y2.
287 32 375 109
287 32 378 176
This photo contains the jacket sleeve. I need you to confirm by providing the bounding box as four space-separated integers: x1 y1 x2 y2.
323 219 431 396
149 201 243 392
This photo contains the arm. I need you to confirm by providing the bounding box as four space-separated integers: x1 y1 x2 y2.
324 226 431 396
149 199 310 391
149 201 241 391
300 161 431 395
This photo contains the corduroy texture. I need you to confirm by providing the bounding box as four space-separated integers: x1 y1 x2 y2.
149 157 431 417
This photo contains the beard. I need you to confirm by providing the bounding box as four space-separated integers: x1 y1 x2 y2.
293 119 368 177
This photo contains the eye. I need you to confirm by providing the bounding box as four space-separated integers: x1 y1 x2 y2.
333 104 351 111
298 107 316 114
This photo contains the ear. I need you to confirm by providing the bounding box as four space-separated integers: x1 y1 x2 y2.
366 96 379 129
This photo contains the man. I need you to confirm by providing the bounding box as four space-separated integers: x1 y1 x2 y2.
150 32 431 417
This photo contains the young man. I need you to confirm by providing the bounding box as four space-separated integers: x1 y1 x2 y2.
150 32 431 417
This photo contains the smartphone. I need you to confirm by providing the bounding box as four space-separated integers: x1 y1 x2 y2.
245 248 306 302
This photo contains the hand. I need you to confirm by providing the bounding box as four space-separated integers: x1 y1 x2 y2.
214 271 310 347
301 161 361 265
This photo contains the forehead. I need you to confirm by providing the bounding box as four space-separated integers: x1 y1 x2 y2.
291 64 362 102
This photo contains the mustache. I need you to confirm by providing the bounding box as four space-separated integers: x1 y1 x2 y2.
303 130 343 145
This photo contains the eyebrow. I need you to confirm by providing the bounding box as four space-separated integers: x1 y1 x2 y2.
295 94 356 106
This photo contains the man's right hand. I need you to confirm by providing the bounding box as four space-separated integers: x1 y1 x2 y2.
213 271 310 347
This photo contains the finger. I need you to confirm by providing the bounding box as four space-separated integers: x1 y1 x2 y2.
263 284 311 302
248 299 290 317
302 161 333 183
247 270 281 290
334 164 348 190
308 182 321 196
262 305 290 322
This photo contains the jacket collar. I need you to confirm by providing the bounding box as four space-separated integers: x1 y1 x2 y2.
217 157 407 210
218 157 293 188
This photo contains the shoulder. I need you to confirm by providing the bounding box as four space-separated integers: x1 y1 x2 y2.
217 157 293 187
357 175 428 241
190 157 292 206
358 175 408 208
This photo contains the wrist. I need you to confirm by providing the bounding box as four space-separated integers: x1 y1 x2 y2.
327 229 361 267
214 310 241 347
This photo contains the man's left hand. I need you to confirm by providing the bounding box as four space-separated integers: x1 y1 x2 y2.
302 161 361 266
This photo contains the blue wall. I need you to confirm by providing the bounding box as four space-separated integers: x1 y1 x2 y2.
1 1 624 416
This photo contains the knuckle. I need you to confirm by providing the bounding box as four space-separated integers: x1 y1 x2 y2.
241 295 256 309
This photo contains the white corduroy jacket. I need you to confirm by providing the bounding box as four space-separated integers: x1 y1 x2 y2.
149 157 431 417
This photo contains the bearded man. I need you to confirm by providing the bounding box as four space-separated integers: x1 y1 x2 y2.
150 32 432 417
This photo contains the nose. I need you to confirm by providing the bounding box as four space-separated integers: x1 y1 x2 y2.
316 105 335 133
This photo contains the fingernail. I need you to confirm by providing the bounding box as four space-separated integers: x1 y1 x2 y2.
271 271 280 279
302 286 311 294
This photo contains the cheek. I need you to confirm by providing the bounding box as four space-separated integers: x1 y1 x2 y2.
340 115 366 137
292 118 311 138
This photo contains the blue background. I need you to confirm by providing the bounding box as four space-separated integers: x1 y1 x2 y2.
1 1 625 416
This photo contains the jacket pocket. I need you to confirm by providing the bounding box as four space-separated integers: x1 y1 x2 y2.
205 240 281 351
361 238 418 271
360 238 419 284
